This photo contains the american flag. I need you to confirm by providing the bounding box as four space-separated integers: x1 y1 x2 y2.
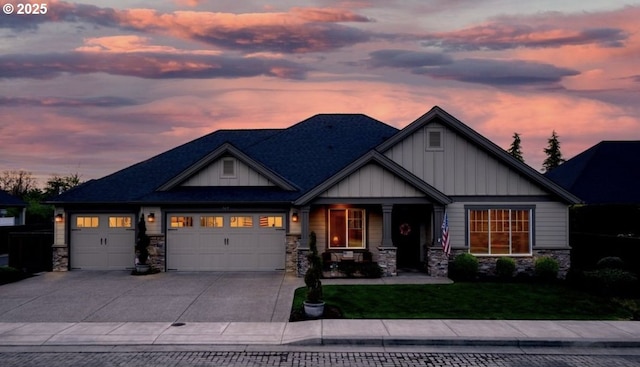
441 211 450 256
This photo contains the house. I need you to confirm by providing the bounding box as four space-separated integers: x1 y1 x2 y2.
545 141 640 270
0 190 26 227
50 106 580 277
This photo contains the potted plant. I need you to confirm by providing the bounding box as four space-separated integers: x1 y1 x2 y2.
134 214 151 273
303 231 325 318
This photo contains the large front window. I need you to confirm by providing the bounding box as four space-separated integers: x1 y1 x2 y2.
468 208 532 255
329 208 365 249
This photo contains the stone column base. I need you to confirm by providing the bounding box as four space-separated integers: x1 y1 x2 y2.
377 247 397 277
52 244 69 272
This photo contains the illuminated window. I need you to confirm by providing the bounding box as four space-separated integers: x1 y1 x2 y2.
170 216 193 228
200 216 223 228
328 209 365 249
259 216 283 227
230 216 253 227
76 216 99 228
468 208 532 255
109 216 132 228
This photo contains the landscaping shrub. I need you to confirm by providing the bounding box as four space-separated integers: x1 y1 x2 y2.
451 253 478 281
359 262 383 278
535 257 559 281
583 268 638 297
596 256 625 270
495 257 516 279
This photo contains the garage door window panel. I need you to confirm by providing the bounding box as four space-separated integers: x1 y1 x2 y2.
109 216 132 228
200 216 223 228
259 216 283 228
171 216 193 228
231 216 253 227
76 216 99 228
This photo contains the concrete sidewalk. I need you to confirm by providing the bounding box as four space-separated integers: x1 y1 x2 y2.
1 319 640 348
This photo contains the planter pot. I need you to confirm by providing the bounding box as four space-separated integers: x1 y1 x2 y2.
303 301 325 318
135 264 150 273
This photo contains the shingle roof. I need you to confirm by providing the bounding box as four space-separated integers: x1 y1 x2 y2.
545 141 640 204
52 114 398 204
0 190 26 207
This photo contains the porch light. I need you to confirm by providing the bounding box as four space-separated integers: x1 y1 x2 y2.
55 214 64 223
291 212 299 222
147 212 155 222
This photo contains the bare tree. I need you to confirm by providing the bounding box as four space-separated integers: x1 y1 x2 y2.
0 170 37 198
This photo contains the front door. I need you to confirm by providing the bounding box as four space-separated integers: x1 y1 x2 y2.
393 205 423 270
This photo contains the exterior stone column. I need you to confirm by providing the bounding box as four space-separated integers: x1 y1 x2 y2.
427 246 450 277
147 234 165 272
377 246 397 276
285 234 300 274
52 244 68 272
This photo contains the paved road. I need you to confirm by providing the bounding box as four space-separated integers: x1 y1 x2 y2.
2 349 640 367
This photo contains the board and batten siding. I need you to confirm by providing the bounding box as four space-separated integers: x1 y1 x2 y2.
445 201 569 251
182 158 275 187
384 122 547 196
319 163 424 198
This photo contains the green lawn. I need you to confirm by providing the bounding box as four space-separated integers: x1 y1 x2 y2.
292 283 634 320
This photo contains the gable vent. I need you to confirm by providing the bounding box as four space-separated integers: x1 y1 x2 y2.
427 129 443 150
221 158 236 177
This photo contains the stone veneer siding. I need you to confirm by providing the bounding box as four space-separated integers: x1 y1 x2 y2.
147 234 165 272
377 247 397 277
428 247 571 279
52 244 68 272
286 234 300 275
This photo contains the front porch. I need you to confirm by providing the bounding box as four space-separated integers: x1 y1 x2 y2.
292 202 447 278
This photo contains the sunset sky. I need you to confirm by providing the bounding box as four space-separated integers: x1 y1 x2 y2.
1 0 639 185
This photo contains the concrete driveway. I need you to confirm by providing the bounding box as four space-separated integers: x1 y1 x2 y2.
0 271 303 323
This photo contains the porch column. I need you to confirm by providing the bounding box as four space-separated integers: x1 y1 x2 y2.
433 205 445 246
381 204 393 247
299 206 310 248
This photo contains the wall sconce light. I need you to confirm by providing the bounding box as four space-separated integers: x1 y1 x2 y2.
55 214 64 223
291 212 299 222
147 212 155 223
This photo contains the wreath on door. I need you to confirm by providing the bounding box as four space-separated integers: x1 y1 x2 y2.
399 223 411 236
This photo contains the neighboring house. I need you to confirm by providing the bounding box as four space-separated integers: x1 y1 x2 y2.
50 106 580 277
545 141 640 269
0 190 26 227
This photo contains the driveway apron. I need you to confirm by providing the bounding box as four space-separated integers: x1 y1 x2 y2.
0 271 301 323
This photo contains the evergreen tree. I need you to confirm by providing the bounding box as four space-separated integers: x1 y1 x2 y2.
542 130 565 172
507 132 524 162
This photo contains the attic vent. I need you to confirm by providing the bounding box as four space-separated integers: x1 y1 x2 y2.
426 128 444 151
221 158 236 177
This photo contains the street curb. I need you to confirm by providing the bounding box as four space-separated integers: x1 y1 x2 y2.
288 337 640 348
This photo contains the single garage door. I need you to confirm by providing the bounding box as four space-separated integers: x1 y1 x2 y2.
70 214 135 270
167 213 285 271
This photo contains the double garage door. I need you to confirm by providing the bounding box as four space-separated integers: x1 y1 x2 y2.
166 213 286 271
70 214 135 270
